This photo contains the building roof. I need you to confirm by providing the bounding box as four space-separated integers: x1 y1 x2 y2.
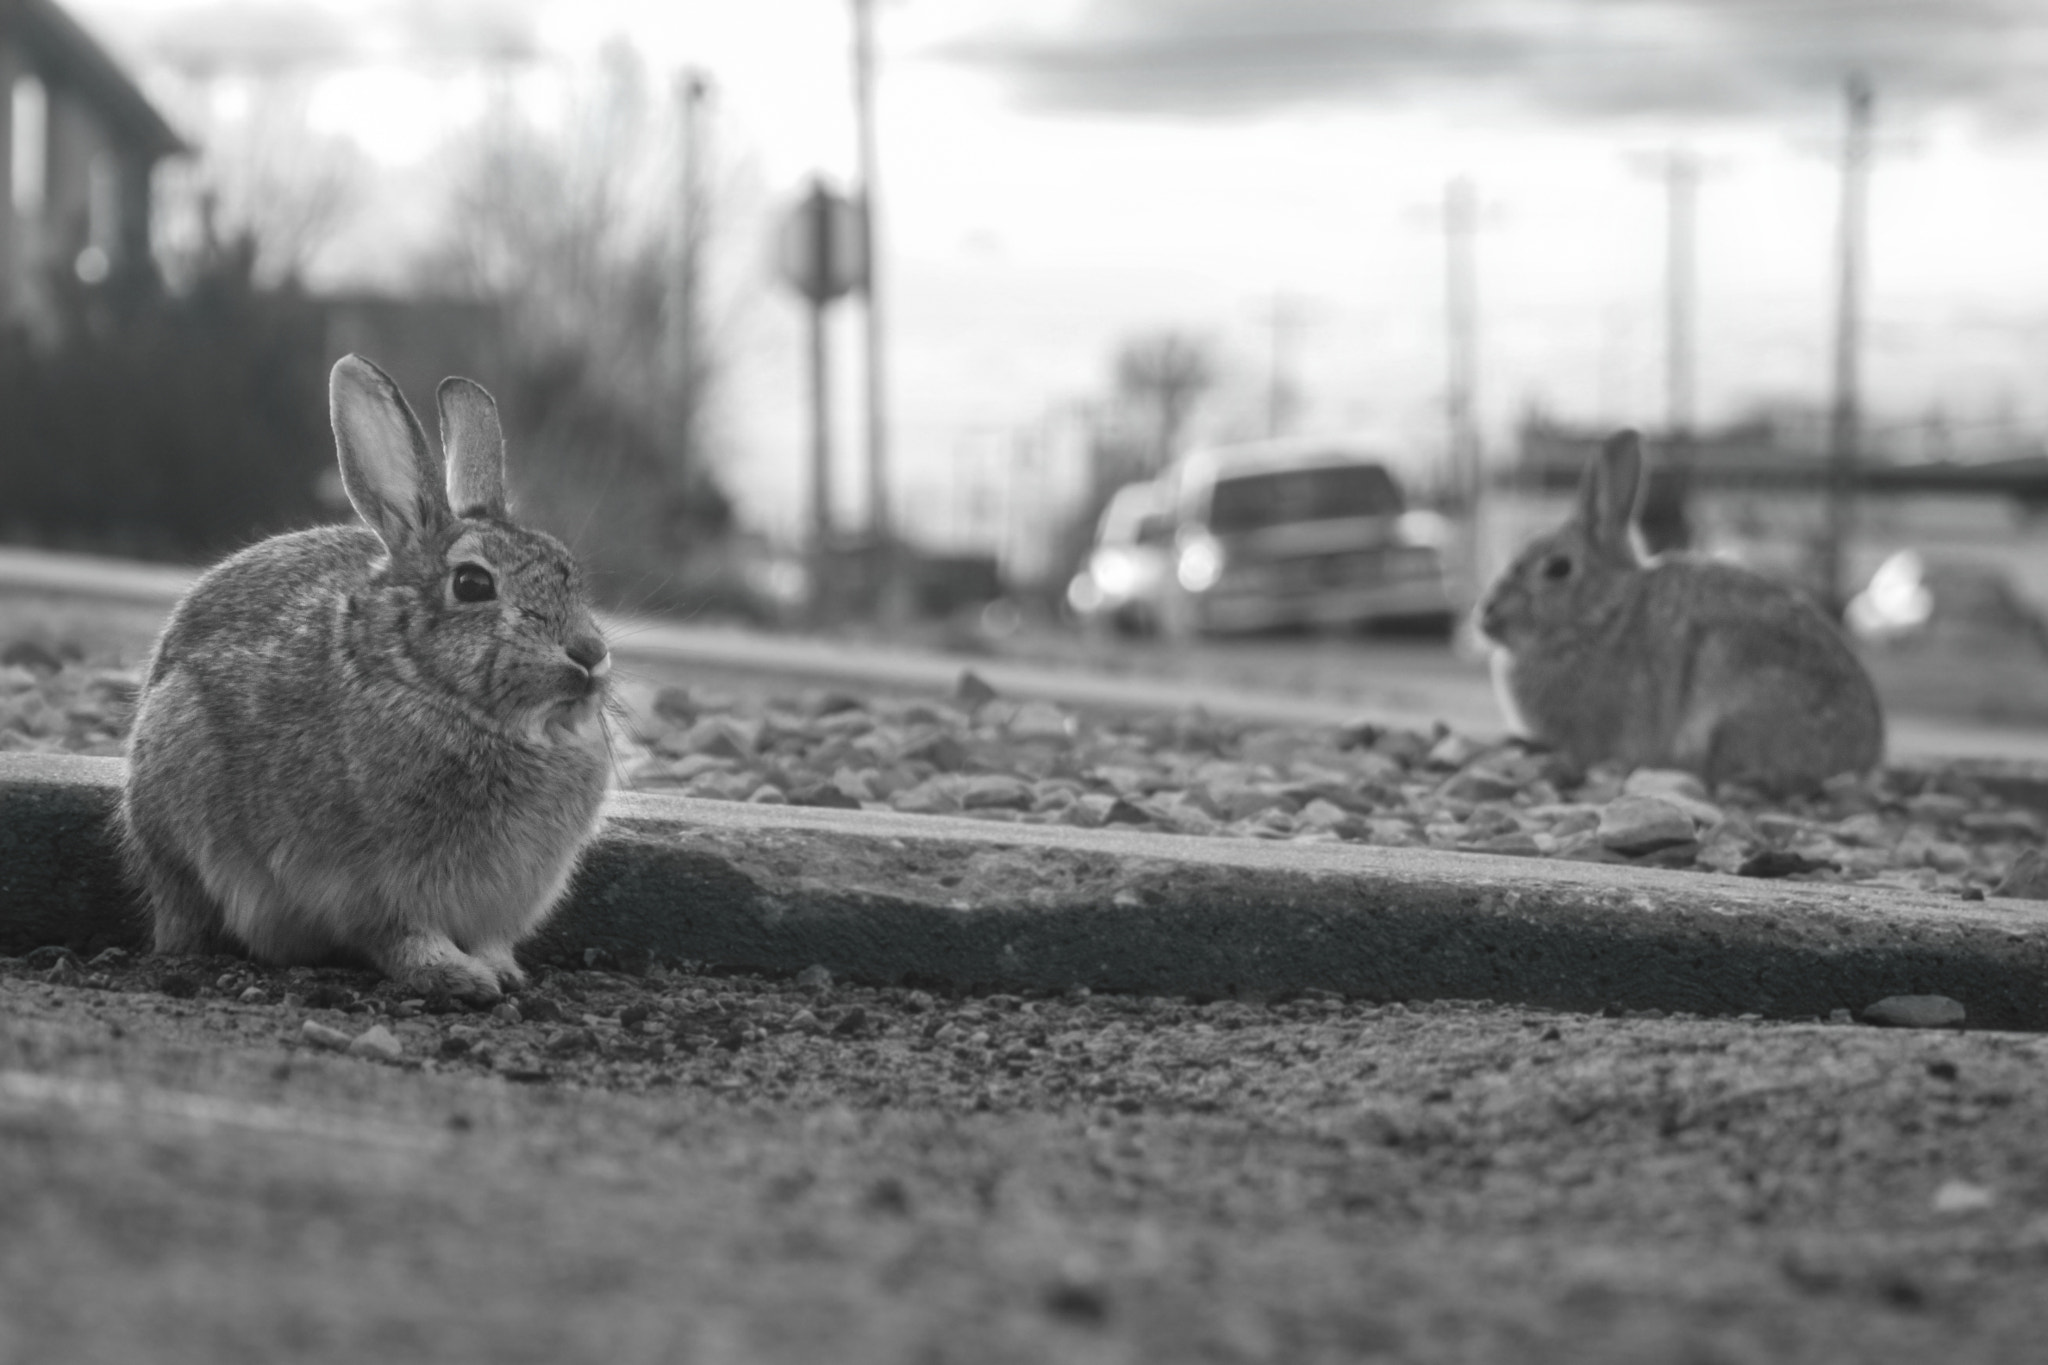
2 0 187 159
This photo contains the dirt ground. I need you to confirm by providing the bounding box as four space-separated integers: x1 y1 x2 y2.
4 951 2046 1364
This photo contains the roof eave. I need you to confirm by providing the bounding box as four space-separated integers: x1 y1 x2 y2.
8 0 190 161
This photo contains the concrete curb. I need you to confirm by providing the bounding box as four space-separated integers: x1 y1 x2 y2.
7 753 2047 1027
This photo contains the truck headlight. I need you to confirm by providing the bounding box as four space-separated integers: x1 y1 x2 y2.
1091 547 1141 598
1176 534 1225 592
1395 509 1452 548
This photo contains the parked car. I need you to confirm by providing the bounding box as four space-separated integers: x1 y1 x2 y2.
1846 549 2048 652
1154 439 1456 638
1066 480 1175 636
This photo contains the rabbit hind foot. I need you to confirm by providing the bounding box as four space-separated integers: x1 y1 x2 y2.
128 838 234 958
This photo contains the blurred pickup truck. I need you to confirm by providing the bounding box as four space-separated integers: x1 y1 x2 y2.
1068 439 1457 640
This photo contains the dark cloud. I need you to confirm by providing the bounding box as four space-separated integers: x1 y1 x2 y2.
941 0 2048 126
126 0 539 75
139 1 360 74
386 0 541 65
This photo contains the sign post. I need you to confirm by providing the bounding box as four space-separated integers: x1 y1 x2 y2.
776 179 865 619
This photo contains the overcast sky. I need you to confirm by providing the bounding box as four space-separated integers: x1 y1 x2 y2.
954 0 2048 124
69 0 2048 543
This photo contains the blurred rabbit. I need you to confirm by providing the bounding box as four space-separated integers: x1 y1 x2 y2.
121 356 613 1002
1477 429 1883 791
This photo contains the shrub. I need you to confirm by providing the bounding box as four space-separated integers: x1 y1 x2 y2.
0 235 330 562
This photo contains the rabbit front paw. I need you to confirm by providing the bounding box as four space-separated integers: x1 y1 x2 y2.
375 933 506 1004
474 943 528 993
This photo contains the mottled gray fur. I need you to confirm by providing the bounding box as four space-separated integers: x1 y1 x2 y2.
1477 429 1883 791
120 356 612 1001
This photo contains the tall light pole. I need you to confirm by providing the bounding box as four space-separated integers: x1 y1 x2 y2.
1823 75 1873 616
851 0 891 562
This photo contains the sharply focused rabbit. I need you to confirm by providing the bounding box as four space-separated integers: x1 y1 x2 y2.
120 356 613 1002
1476 429 1883 791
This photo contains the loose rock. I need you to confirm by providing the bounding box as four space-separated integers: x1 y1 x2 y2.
675 716 755 760
1931 1178 1995 1214
1620 768 1709 803
301 1020 352 1050
0 639 65 674
1737 849 1838 879
954 670 999 711
1992 847 2048 900
1007 701 1072 742
1596 797 1697 856
962 774 1035 810
347 1024 405 1062
519 997 564 1024
1425 732 1488 769
1861 995 1966 1029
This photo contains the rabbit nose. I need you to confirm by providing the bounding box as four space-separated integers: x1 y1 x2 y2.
565 635 609 677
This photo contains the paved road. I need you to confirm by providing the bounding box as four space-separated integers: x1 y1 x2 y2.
5 544 2047 762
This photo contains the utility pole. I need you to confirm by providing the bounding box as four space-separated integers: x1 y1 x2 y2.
1629 146 1719 552
776 180 861 622
1661 151 1699 553
1823 74 1873 616
1659 151 1699 444
1263 293 1303 438
668 69 711 486
801 182 836 571
1442 176 1481 517
850 0 892 580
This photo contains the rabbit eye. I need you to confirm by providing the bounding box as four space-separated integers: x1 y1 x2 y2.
1541 554 1573 582
452 563 496 603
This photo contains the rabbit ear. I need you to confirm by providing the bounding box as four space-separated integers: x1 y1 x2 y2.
331 355 449 558
437 377 507 519
1578 429 1644 549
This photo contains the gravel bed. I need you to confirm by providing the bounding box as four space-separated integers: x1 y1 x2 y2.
4 631 2045 902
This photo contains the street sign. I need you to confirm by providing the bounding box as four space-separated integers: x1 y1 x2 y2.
777 178 867 600
776 180 865 305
